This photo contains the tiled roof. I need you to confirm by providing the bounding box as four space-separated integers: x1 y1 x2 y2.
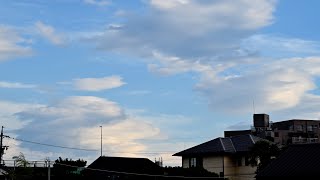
173 134 262 156
256 143 320 178
87 156 163 175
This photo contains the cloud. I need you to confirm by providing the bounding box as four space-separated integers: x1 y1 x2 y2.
150 0 188 9
83 0 320 124
195 57 320 114
0 26 32 61
90 0 276 61
83 0 110 6
10 96 126 155
0 81 36 89
226 121 251 130
1 96 201 166
0 100 42 131
73 76 126 91
34 21 65 45
242 34 320 57
127 90 151 96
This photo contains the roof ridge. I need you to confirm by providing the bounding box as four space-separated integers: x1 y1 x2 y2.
219 137 226 151
229 137 236 152
248 134 255 144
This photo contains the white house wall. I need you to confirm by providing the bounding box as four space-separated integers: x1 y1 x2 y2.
183 156 256 180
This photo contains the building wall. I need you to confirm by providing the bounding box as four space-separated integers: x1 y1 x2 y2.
202 156 224 175
182 158 189 168
183 155 256 180
273 120 320 145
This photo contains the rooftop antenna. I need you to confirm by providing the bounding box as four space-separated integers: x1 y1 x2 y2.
252 99 256 114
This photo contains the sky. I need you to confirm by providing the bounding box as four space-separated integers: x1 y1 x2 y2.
1 0 320 167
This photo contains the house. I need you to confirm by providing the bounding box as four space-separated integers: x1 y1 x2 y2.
256 143 320 178
173 134 263 180
84 156 163 180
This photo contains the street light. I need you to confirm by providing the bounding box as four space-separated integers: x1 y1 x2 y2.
100 126 102 157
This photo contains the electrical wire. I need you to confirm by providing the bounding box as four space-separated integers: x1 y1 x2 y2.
54 162 225 179
6 136 98 152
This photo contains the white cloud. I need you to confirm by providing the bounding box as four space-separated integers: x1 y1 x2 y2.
6 96 126 161
34 21 65 45
91 0 276 60
0 96 203 166
0 100 42 131
150 0 189 9
83 0 110 6
195 57 320 114
0 26 32 61
242 34 320 57
0 81 36 89
73 76 126 91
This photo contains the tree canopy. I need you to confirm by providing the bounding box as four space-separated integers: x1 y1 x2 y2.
53 157 87 177
248 140 280 173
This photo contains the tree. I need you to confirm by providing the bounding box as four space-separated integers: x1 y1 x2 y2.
248 140 280 173
53 157 87 179
12 152 29 167
7 152 33 180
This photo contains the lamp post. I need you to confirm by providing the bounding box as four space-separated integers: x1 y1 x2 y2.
100 126 102 157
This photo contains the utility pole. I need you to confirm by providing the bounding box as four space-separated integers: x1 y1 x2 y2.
47 159 50 180
0 126 9 167
0 126 3 167
100 126 102 157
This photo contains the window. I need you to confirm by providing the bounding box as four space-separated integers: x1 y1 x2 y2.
245 156 250 166
274 132 279 137
307 125 313 131
296 125 303 131
289 125 293 131
190 158 196 167
237 157 242 166
189 157 203 168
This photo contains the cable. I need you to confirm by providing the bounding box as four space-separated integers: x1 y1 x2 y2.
54 162 225 179
6 136 98 152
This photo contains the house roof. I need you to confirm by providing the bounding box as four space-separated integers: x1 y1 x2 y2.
256 143 320 177
87 156 163 175
173 134 262 156
0 168 7 176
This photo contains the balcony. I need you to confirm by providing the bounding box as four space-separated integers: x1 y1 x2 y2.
292 137 319 144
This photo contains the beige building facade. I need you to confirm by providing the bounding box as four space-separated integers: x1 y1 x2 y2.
174 134 260 180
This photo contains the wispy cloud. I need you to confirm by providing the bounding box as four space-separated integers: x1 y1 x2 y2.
83 0 110 6
0 26 32 61
0 81 36 89
73 76 126 91
127 90 151 96
90 0 275 60
242 34 320 57
34 21 65 45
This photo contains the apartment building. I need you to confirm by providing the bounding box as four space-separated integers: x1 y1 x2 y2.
272 119 320 145
225 114 320 145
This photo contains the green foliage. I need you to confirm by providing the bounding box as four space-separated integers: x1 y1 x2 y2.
12 152 29 167
53 157 87 177
248 140 280 173
7 152 33 180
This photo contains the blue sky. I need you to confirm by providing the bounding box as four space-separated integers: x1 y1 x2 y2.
1 0 320 166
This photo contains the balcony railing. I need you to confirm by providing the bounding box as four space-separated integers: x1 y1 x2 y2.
292 137 319 144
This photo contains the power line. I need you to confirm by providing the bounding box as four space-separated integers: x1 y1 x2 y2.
55 162 225 179
6 136 98 152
